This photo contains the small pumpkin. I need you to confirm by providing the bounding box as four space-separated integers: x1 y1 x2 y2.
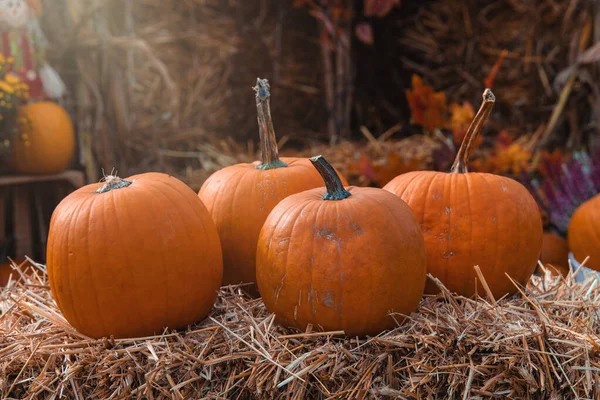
536 232 569 277
383 90 542 298
199 79 347 294
256 155 427 337
11 101 76 175
568 194 600 270
47 173 223 339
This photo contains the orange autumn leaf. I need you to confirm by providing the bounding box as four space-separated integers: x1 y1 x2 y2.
495 130 514 149
492 144 532 175
449 101 481 147
538 149 565 175
406 74 447 131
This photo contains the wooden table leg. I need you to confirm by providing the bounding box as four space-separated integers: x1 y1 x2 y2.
13 186 33 259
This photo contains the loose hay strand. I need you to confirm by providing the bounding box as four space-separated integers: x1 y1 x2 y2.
1 265 600 398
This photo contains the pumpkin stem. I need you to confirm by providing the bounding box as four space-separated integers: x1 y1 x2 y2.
254 78 287 170
96 175 132 193
310 155 351 201
450 89 495 174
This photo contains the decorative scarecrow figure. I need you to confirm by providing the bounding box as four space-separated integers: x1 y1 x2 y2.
0 0 65 100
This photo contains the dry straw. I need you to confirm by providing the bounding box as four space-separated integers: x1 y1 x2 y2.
1 258 599 399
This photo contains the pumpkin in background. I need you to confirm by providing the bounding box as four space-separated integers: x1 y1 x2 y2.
384 90 542 298
47 172 223 339
536 232 569 277
199 79 348 294
256 156 426 337
11 101 75 174
568 194 600 271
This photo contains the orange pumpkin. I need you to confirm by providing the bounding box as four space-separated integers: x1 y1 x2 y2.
383 90 542 298
199 79 347 294
47 173 223 339
536 232 569 277
256 155 427 337
568 194 600 271
11 101 75 174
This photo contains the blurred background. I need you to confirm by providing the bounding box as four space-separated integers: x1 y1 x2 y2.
0 0 598 264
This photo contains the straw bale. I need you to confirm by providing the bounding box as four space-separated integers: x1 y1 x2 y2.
1 258 599 399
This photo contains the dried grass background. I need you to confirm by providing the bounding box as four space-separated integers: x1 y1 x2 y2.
36 0 600 192
1 259 599 399
40 0 326 189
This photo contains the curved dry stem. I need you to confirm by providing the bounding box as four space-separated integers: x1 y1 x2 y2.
451 89 495 174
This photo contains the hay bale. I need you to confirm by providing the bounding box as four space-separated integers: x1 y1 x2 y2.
1 258 599 398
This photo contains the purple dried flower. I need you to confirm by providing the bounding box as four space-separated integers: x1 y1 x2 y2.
521 148 600 235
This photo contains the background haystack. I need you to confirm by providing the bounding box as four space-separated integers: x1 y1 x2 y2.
42 0 325 188
38 0 599 191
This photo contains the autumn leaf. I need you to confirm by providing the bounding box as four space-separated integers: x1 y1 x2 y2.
364 0 399 17
495 130 514 149
538 149 565 175
449 101 479 147
355 22 374 45
493 144 532 175
406 74 447 131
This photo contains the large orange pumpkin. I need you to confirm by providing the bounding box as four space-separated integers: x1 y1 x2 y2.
11 101 75 174
199 79 347 294
256 155 427 337
47 173 223 339
536 232 570 277
568 194 600 270
383 90 543 298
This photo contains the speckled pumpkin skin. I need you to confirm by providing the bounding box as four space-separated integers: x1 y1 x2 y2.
256 186 427 337
384 171 543 298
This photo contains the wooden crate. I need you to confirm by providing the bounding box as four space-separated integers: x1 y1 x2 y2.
0 171 85 262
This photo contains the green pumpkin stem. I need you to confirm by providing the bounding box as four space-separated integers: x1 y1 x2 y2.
254 78 287 170
96 175 132 193
310 155 351 201
450 89 495 174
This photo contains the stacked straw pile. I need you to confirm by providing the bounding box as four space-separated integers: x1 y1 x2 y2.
1 260 599 399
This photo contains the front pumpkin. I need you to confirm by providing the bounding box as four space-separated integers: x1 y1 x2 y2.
384 90 542 298
256 156 427 337
199 79 347 293
47 173 223 339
